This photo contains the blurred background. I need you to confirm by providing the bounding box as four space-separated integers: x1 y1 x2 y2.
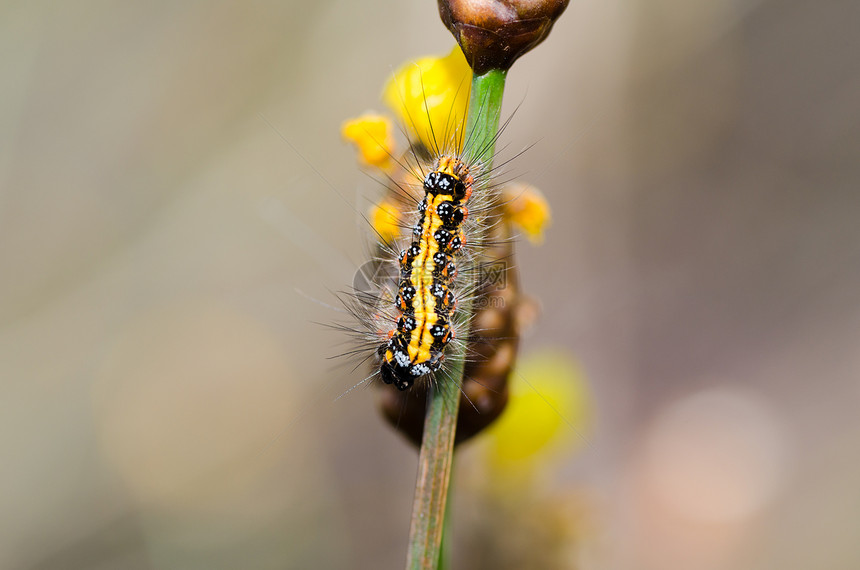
2 0 859 568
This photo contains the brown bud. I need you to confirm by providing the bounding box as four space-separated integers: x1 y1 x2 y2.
438 0 569 74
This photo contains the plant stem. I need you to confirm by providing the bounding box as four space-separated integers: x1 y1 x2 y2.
437 475 453 570
464 69 507 164
405 68 507 570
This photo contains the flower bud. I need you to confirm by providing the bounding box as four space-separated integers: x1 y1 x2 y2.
501 182 551 244
381 47 471 152
438 0 569 74
341 113 396 170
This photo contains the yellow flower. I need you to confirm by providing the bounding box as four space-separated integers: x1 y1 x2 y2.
484 350 592 472
341 113 396 170
382 46 472 152
501 183 552 244
369 198 402 244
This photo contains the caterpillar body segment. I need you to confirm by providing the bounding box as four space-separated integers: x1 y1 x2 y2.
379 155 473 390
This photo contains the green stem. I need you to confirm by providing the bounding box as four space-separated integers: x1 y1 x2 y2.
437 475 453 570
464 69 507 164
405 68 508 570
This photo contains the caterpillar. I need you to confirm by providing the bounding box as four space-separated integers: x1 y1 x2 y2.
379 155 474 391
378 195 523 445
337 47 547 406
336 107 511 399
248 46 554 453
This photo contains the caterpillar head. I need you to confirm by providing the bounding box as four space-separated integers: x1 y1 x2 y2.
380 360 414 391
379 340 414 391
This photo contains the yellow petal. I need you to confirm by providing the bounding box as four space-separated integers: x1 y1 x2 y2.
369 198 402 244
485 350 592 471
501 183 552 244
382 46 472 152
341 113 396 170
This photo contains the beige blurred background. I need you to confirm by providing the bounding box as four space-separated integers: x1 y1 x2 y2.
2 1 859 569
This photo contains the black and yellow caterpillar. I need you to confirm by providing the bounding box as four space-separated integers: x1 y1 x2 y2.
379 155 473 390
